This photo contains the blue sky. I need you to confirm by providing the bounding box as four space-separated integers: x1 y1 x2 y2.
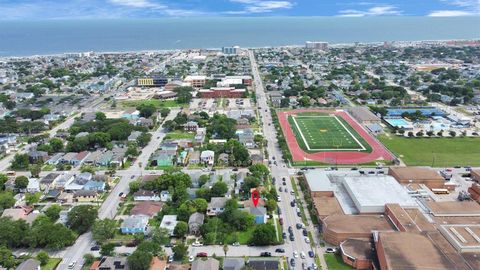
0 0 479 19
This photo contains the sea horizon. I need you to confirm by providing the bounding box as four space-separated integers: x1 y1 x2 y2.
1 16 479 57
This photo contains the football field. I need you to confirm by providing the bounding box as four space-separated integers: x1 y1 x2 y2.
288 114 367 152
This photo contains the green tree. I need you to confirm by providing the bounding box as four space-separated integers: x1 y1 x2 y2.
25 192 42 205
198 174 209 187
100 243 115 256
11 153 30 170
128 250 152 270
0 246 16 268
92 219 117 243
49 138 64 152
0 174 7 190
172 243 188 260
44 204 62 221
36 250 49 266
210 181 228 197
0 192 15 211
137 104 157 118
248 164 269 180
251 224 276 246
83 254 95 266
192 198 208 213
174 221 188 238
151 227 170 245
129 181 141 194
136 132 152 147
160 108 170 118
95 112 106 121
30 164 42 178
174 86 194 104
67 205 98 234
14 176 29 190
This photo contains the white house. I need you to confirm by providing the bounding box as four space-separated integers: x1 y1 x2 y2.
26 178 40 193
200 150 215 165
207 197 228 216
160 215 178 236
133 190 160 202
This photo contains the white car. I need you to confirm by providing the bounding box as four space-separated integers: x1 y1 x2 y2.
293 251 298 258
192 242 203 247
68 261 76 269
325 247 337 253
304 237 310 244
189 256 194 262
300 252 306 259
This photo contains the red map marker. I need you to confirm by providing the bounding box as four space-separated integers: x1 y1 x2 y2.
251 189 260 207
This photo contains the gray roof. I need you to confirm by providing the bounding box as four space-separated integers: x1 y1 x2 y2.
223 258 245 270
192 258 220 270
16 259 40 270
188 212 205 225
209 197 228 208
249 206 267 216
304 170 335 192
121 215 149 229
98 257 129 270
248 260 279 270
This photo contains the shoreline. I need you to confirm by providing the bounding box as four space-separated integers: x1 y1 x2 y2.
1 38 479 60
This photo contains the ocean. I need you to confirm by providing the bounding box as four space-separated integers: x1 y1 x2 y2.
0 17 479 57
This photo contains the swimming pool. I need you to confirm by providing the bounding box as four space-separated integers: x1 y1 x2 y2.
385 118 413 129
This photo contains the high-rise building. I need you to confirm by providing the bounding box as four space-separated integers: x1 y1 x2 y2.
305 41 328 50
222 46 240 55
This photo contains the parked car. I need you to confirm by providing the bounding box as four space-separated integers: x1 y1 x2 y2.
279 218 284 225
305 237 310 244
290 258 296 267
90 245 100 251
293 251 299 258
167 255 173 263
308 251 315 258
282 232 287 239
275 248 285 253
189 256 194 262
325 247 337 253
68 262 76 269
296 223 303 229
232 242 240 246
303 229 308 236
196 252 208 257
192 241 203 247
301 252 306 259
260 252 272 257
289 234 295 241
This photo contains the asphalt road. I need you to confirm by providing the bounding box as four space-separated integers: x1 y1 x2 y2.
248 50 323 270
57 108 180 270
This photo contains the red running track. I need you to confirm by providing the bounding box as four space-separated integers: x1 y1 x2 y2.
277 109 394 164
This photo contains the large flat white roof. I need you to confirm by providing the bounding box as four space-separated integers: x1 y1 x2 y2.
343 175 417 213
304 170 334 192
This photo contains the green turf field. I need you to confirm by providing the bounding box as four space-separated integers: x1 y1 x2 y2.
379 135 480 167
287 113 370 152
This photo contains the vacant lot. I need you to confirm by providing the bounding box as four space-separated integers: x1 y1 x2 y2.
120 99 180 108
379 135 480 167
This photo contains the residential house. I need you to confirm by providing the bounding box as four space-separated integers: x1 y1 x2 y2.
160 191 171 202
246 206 267 224
26 178 40 193
218 153 229 164
40 173 60 190
176 150 189 166
191 258 220 270
128 131 142 142
74 190 98 202
207 197 228 216
247 260 279 270
111 147 127 167
83 180 106 192
195 128 206 145
184 121 199 132
96 151 114 166
75 132 89 138
1 206 39 225
65 172 92 191
44 189 61 201
200 150 215 165
160 215 178 236
45 153 64 165
83 150 103 165
223 258 245 270
122 108 140 120
251 154 263 165
60 152 77 164
120 215 149 234
134 190 160 202
95 257 129 270
137 118 154 128
16 259 41 270
188 212 204 235
130 202 162 217
150 150 174 167
57 192 74 204
27 150 48 163
72 151 90 166
189 151 200 165
237 128 255 148
54 173 74 189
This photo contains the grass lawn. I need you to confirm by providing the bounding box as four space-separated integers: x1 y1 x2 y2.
42 164 55 171
164 132 195 140
42 258 61 270
290 178 309 226
379 135 480 166
324 254 353 270
225 227 254 245
120 99 181 109
287 113 371 153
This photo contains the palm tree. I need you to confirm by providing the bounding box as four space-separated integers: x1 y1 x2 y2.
223 244 229 258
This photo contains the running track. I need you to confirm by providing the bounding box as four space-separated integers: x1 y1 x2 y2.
277 109 394 164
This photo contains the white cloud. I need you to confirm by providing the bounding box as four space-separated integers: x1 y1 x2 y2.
429 0 480 16
338 5 402 17
428 10 475 16
228 0 294 14
108 0 165 9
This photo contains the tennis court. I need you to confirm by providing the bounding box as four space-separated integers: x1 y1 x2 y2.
288 114 366 152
